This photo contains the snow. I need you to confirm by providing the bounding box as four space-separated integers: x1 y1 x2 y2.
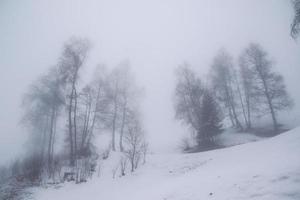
216 128 263 147
32 127 300 200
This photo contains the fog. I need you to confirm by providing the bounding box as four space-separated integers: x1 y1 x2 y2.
0 0 299 165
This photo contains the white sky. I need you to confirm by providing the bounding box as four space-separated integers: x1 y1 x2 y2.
0 0 299 165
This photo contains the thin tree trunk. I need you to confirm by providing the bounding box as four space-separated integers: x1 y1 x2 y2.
119 101 127 152
68 88 74 166
85 83 102 149
111 104 117 151
111 83 118 151
246 95 252 129
228 106 235 127
228 85 243 130
85 107 96 150
74 88 78 160
48 107 55 178
40 114 49 172
258 67 278 132
81 100 91 151
264 84 278 132
50 109 57 179
235 76 248 130
231 103 243 130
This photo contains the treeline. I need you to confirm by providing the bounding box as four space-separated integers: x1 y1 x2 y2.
0 37 147 186
175 43 293 150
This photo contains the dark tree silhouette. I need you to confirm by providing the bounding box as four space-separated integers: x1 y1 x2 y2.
291 0 300 38
198 90 223 145
242 43 293 132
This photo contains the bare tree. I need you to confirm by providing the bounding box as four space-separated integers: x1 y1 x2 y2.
291 0 300 38
210 49 243 130
77 85 94 156
58 37 90 165
174 63 203 137
106 65 123 151
242 43 293 132
105 61 143 152
118 67 143 152
86 65 112 149
238 48 260 129
75 65 110 158
21 66 64 179
124 114 145 172
232 69 249 130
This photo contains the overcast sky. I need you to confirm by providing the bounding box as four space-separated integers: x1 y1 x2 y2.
0 0 299 165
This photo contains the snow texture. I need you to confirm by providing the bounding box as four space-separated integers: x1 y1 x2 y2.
32 127 300 200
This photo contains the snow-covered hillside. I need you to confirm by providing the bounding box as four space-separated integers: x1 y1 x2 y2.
33 128 300 200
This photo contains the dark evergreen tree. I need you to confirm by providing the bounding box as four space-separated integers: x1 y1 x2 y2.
198 90 223 146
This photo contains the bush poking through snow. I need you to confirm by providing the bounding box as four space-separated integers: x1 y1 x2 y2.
119 156 128 177
102 146 111 160
112 165 119 179
141 142 149 165
124 118 146 172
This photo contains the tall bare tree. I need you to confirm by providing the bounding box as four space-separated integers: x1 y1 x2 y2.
22 66 64 179
238 53 256 129
106 66 123 151
242 43 293 132
210 50 243 130
77 65 109 156
118 67 142 152
174 63 204 144
106 61 142 151
123 113 145 172
58 37 90 165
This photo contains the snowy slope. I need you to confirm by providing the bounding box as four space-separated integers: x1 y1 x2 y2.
33 128 300 200
216 128 263 147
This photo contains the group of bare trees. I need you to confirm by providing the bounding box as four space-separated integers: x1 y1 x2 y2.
174 63 223 149
175 43 293 150
59 38 91 167
211 44 292 133
2 37 147 185
111 116 148 178
21 66 65 181
104 62 145 153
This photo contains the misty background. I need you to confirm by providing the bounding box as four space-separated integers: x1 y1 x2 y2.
0 0 299 165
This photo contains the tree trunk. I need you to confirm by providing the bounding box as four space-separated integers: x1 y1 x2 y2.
246 95 252 129
111 90 118 151
111 109 117 151
236 78 248 130
68 88 74 166
259 70 278 133
81 100 91 151
265 90 278 132
48 107 55 178
119 101 127 152
85 83 102 149
228 86 243 131
40 115 49 171
73 88 78 160
228 106 235 127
